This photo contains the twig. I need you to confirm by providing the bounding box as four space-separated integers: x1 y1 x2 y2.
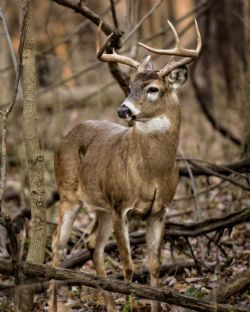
0 9 25 211
205 232 228 260
185 237 201 273
179 149 201 220
110 0 119 29
188 160 250 191
179 159 250 177
41 1 121 55
0 10 18 75
51 0 121 37
127 0 140 63
177 156 249 182
122 0 163 45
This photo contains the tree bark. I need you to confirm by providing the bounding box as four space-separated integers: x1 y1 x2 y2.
15 1 46 311
20 0 46 267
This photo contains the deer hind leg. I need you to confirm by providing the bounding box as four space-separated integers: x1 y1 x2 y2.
86 210 116 312
49 196 80 312
146 210 166 312
52 198 80 265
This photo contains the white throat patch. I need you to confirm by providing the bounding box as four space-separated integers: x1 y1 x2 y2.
136 116 171 133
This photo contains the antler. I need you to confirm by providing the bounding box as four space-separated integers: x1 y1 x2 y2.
138 20 202 78
96 21 141 70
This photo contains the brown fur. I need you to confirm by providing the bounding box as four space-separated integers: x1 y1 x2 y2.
51 70 184 312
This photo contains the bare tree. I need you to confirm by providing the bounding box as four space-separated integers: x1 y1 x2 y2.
15 0 46 311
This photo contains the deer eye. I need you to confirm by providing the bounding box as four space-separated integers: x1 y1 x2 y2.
147 86 159 93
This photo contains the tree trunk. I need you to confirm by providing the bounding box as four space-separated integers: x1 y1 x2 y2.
15 1 46 311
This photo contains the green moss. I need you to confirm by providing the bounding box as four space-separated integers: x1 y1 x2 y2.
185 286 206 299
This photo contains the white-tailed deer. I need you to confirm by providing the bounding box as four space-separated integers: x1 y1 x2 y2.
50 21 201 312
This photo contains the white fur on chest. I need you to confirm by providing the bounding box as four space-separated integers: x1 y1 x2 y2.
136 116 171 133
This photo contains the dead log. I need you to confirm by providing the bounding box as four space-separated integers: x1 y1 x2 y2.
0 259 247 312
208 267 250 303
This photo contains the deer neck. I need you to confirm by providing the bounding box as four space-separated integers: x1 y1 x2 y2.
133 95 181 149
128 98 181 171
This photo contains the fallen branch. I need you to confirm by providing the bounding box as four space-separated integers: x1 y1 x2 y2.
186 160 250 191
0 261 195 296
179 159 250 177
0 260 247 312
208 267 250 303
61 207 250 269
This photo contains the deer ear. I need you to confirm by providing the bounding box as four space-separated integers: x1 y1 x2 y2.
167 65 187 90
138 55 154 72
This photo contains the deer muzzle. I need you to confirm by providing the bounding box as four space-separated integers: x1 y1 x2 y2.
117 104 133 119
118 99 140 120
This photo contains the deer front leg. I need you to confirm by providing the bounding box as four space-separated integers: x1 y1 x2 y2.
112 209 134 282
86 211 116 312
146 210 166 312
112 209 134 311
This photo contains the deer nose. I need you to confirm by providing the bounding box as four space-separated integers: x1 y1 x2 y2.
117 104 132 119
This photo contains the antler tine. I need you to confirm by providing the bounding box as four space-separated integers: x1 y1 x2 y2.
138 19 201 58
96 22 114 60
138 19 202 78
194 19 202 54
158 19 202 78
167 20 180 48
96 21 140 70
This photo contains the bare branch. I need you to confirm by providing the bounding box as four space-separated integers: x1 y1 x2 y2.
186 160 250 191
0 9 18 75
110 0 119 29
179 149 201 220
122 0 163 45
0 9 26 211
51 0 121 37
179 159 250 177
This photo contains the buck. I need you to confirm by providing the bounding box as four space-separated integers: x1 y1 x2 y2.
50 20 201 312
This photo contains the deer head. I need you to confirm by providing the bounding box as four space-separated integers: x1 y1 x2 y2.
97 20 201 131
